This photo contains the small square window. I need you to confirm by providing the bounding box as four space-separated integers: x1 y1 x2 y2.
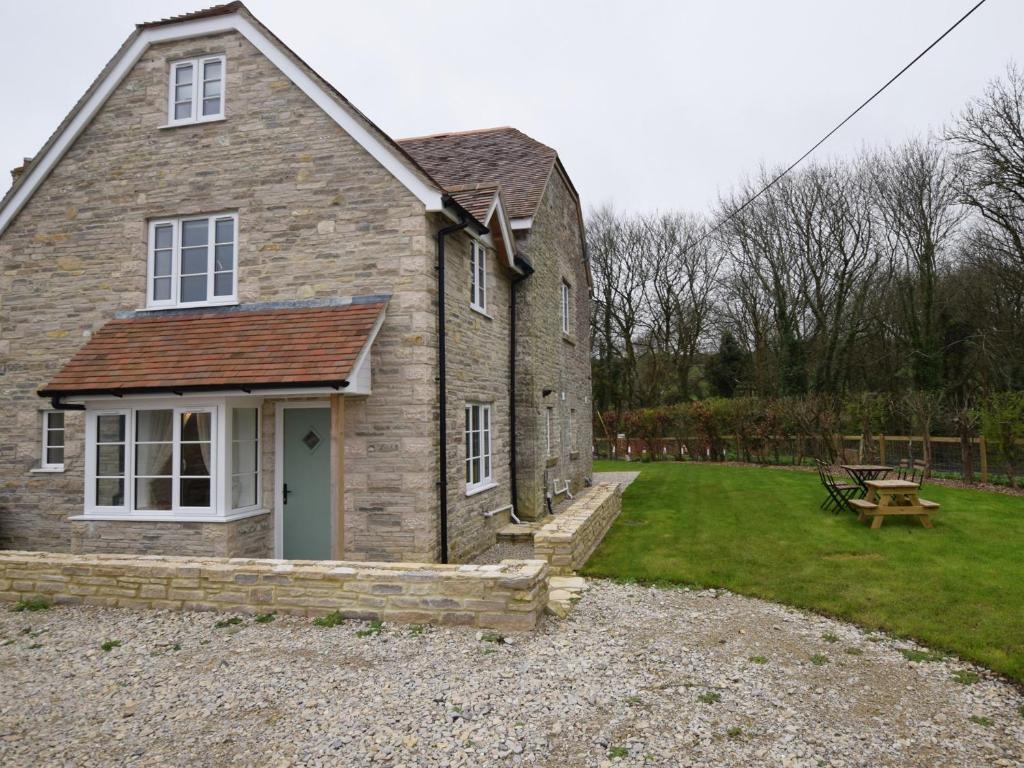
168 56 225 125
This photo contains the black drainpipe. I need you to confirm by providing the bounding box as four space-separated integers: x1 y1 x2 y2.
436 215 471 564
508 256 534 519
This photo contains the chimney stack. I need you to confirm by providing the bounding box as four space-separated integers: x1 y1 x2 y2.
10 157 32 184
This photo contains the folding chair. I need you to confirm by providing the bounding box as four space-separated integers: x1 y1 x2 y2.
816 459 859 514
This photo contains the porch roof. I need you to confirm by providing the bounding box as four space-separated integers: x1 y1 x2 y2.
38 299 387 398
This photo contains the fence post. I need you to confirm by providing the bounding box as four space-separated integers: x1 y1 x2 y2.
979 436 988 484
878 434 886 465
734 434 741 462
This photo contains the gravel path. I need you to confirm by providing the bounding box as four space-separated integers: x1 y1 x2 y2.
1 582 1021 767
592 471 641 490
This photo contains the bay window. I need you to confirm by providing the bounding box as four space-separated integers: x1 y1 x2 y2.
148 213 237 308
82 401 259 520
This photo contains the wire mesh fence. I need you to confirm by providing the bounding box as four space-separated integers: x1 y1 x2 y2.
594 434 1015 486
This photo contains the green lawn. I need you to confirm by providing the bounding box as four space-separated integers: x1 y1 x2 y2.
585 460 1024 682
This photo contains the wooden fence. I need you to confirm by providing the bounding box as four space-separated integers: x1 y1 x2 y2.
593 434 1002 484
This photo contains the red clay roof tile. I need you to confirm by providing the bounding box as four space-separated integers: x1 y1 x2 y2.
39 301 386 396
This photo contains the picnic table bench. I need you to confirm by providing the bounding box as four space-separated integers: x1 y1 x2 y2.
850 480 940 529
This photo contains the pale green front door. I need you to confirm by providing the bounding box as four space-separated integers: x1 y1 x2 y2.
282 407 331 560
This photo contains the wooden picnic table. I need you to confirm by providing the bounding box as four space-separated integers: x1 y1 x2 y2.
840 464 892 491
848 479 939 529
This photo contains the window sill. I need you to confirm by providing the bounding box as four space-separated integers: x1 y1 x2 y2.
69 507 269 524
545 456 558 468
30 466 65 474
465 481 498 498
159 116 227 129
137 300 239 313
470 304 492 320
562 333 576 346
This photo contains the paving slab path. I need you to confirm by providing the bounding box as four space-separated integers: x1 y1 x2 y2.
0 581 1021 767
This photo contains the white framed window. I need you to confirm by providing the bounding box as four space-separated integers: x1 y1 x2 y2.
470 241 487 313
148 213 237 308
168 56 225 125
465 403 493 493
40 411 65 470
231 407 259 510
546 407 554 457
561 280 571 334
83 402 262 520
134 409 214 513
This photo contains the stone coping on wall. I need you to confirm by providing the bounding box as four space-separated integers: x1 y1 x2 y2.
533 483 623 575
0 552 549 632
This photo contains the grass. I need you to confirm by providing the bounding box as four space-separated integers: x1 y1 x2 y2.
213 616 243 629
901 648 946 663
607 746 629 758
312 611 346 628
968 715 994 727
100 640 121 652
10 598 50 612
810 654 830 666
697 691 721 704
585 460 1024 682
748 655 769 664
254 612 276 624
355 620 383 638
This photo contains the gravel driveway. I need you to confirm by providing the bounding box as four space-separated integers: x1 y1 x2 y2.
1 582 1021 767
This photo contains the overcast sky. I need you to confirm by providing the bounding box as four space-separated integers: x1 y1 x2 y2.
0 0 1018 214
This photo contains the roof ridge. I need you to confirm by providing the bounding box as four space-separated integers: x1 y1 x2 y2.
397 126 522 143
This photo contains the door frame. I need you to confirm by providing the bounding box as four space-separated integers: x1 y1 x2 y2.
274 400 330 559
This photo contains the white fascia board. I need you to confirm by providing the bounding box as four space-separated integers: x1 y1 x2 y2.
509 216 533 231
485 195 520 274
345 306 387 396
0 13 444 235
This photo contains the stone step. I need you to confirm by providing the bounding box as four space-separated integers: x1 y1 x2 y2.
546 575 588 619
496 523 541 544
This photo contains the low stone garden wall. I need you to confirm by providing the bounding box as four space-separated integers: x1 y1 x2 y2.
533 483 622 575
0 551 548 632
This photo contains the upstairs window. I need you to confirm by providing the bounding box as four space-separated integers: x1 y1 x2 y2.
561 280 571 334
148 213 237 308
470 241 487 313
168 56 225 125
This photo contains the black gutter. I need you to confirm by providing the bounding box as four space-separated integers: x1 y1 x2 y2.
39 379 349 400
508 254 534 519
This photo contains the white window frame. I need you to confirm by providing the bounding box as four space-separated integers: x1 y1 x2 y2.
561 280 571 334
147 213 238 309
470 240 488 314
465 402 494 495
167 55 226 126
80 398 262 522
40 411 65 471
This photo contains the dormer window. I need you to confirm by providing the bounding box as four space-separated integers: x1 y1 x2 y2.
168 56 225 125
147 213 238 308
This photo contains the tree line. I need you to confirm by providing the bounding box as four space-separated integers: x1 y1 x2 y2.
589 64 1024 420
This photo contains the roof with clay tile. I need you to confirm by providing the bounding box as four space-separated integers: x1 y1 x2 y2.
398 127 558 220
39 300 386 396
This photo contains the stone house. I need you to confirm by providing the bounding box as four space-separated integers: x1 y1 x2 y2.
0 2 592 564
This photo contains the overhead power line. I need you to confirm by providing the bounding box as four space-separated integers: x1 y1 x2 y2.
696 0 989 246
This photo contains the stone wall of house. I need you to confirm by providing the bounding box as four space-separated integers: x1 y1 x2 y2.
0 30 440 561
533 483 621 575
69 513 272 558
512 171 594 520
440 227 517 563
0 551 548 631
